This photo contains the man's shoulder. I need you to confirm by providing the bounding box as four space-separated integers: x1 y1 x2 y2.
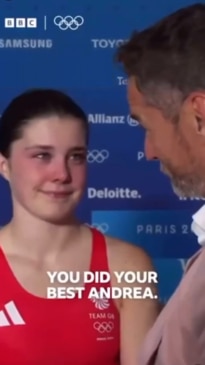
184 247 205 288
185 247 204 272
164 247 205 324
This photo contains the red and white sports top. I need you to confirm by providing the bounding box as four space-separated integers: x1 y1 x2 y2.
0 228 120 365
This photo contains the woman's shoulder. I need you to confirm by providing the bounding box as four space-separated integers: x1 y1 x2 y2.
104 233 154 271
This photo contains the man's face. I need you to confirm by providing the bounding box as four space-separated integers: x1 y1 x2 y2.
127 77 205 197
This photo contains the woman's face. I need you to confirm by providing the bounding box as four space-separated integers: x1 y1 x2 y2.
1 115 88 223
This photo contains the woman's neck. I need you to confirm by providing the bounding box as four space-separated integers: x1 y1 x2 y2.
2 210 82 260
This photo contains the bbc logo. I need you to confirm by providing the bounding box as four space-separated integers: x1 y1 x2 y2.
4 18 37 28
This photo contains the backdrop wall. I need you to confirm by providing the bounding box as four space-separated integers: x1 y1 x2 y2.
0 0 204 304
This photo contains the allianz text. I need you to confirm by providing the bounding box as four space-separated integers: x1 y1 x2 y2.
88 114 139 126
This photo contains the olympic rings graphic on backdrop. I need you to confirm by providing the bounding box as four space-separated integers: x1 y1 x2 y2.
87 149 109 163
93 321 114 333
92 223 109 233
53 15 84 31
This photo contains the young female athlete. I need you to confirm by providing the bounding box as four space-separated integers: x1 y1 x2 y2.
0 89 159 364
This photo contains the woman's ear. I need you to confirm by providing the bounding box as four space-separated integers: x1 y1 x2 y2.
0 154 10 182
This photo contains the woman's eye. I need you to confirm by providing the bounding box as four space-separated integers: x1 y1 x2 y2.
33 153 52 160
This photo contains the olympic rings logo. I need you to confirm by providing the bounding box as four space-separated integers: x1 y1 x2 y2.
87 149 109 163
93 321 114 333
53 15 84 31
92 223 109 233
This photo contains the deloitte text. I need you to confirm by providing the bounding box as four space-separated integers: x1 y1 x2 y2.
0 39 53 49
91 39 127 48
88 187 141 199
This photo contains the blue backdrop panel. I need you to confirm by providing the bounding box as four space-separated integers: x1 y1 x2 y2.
91 210 198 258
0 0 204 302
